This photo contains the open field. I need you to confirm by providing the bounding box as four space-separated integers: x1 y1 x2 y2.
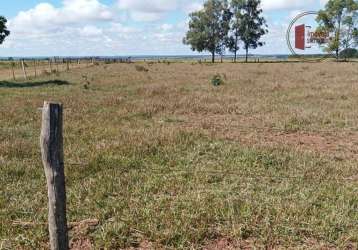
1 61 358 249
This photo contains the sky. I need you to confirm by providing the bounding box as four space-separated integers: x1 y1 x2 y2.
0 0 329 57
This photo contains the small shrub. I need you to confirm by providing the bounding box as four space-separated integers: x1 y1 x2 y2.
82 74 91 89
211 74 224 86
135 65 149 72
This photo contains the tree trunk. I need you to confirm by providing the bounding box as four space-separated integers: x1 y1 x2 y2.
245 47 249 63
211 52 215 63
336 16 342 61
234 34 238 63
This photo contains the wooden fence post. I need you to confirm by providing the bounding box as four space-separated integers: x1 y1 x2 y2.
40 102 69 250
11 61 16 81
34 60 38 78
54 58 59 73
49 59 53 73
21 60 28 80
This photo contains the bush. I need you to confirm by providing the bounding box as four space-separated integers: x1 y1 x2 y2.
211 74 224 86
340 48 358 59
135 65 149 72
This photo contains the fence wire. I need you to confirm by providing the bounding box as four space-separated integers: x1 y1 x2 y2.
1 158 356 183
1 122 358 134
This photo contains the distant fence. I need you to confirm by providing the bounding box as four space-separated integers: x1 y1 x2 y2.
1 57 133 81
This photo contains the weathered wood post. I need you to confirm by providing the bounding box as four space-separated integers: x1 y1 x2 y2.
40 102 69 250
11 61 16 80
34 60 38 78
21 60 28 80
49 59 53 73
55 58 59 73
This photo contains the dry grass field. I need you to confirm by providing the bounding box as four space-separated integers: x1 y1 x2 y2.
1 61 358 249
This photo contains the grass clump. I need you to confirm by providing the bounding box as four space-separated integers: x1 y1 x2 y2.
135 65 149 72
211 74 225 86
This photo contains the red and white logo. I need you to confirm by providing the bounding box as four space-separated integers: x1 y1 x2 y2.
287 11 334 60
295 24 331 50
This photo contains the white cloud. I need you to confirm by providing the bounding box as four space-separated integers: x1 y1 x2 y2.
182 2 203 13
117 0 178 21
62 0 113 20
118 0 178 13
109 22 139 34
127 11 164 22
320 0 329 7
261 0 316 11
160 24 173 31
10 0 113 34
80 25 103 36
117 0 202 22
3 0 140 56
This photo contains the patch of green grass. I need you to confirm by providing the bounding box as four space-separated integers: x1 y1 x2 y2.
284 116 312 132
1 135 358 248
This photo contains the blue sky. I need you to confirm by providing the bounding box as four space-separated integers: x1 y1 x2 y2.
1 0 328 56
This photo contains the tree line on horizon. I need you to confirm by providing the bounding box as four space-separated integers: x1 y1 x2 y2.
183 0 268 63
184 0 358 62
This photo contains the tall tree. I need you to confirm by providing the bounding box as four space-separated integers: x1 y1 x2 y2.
218 0 233 62
183 0 232 63
0 16 10 45
316 0 358 60
227 0 242 62
235 0 267 62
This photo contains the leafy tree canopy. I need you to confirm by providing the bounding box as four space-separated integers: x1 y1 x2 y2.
316 0 358 59
229 0 267 62
0 16 10 45
183 0 231 63
339 47 358 58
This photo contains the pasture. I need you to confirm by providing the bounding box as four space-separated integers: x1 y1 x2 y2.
1 61 358 249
